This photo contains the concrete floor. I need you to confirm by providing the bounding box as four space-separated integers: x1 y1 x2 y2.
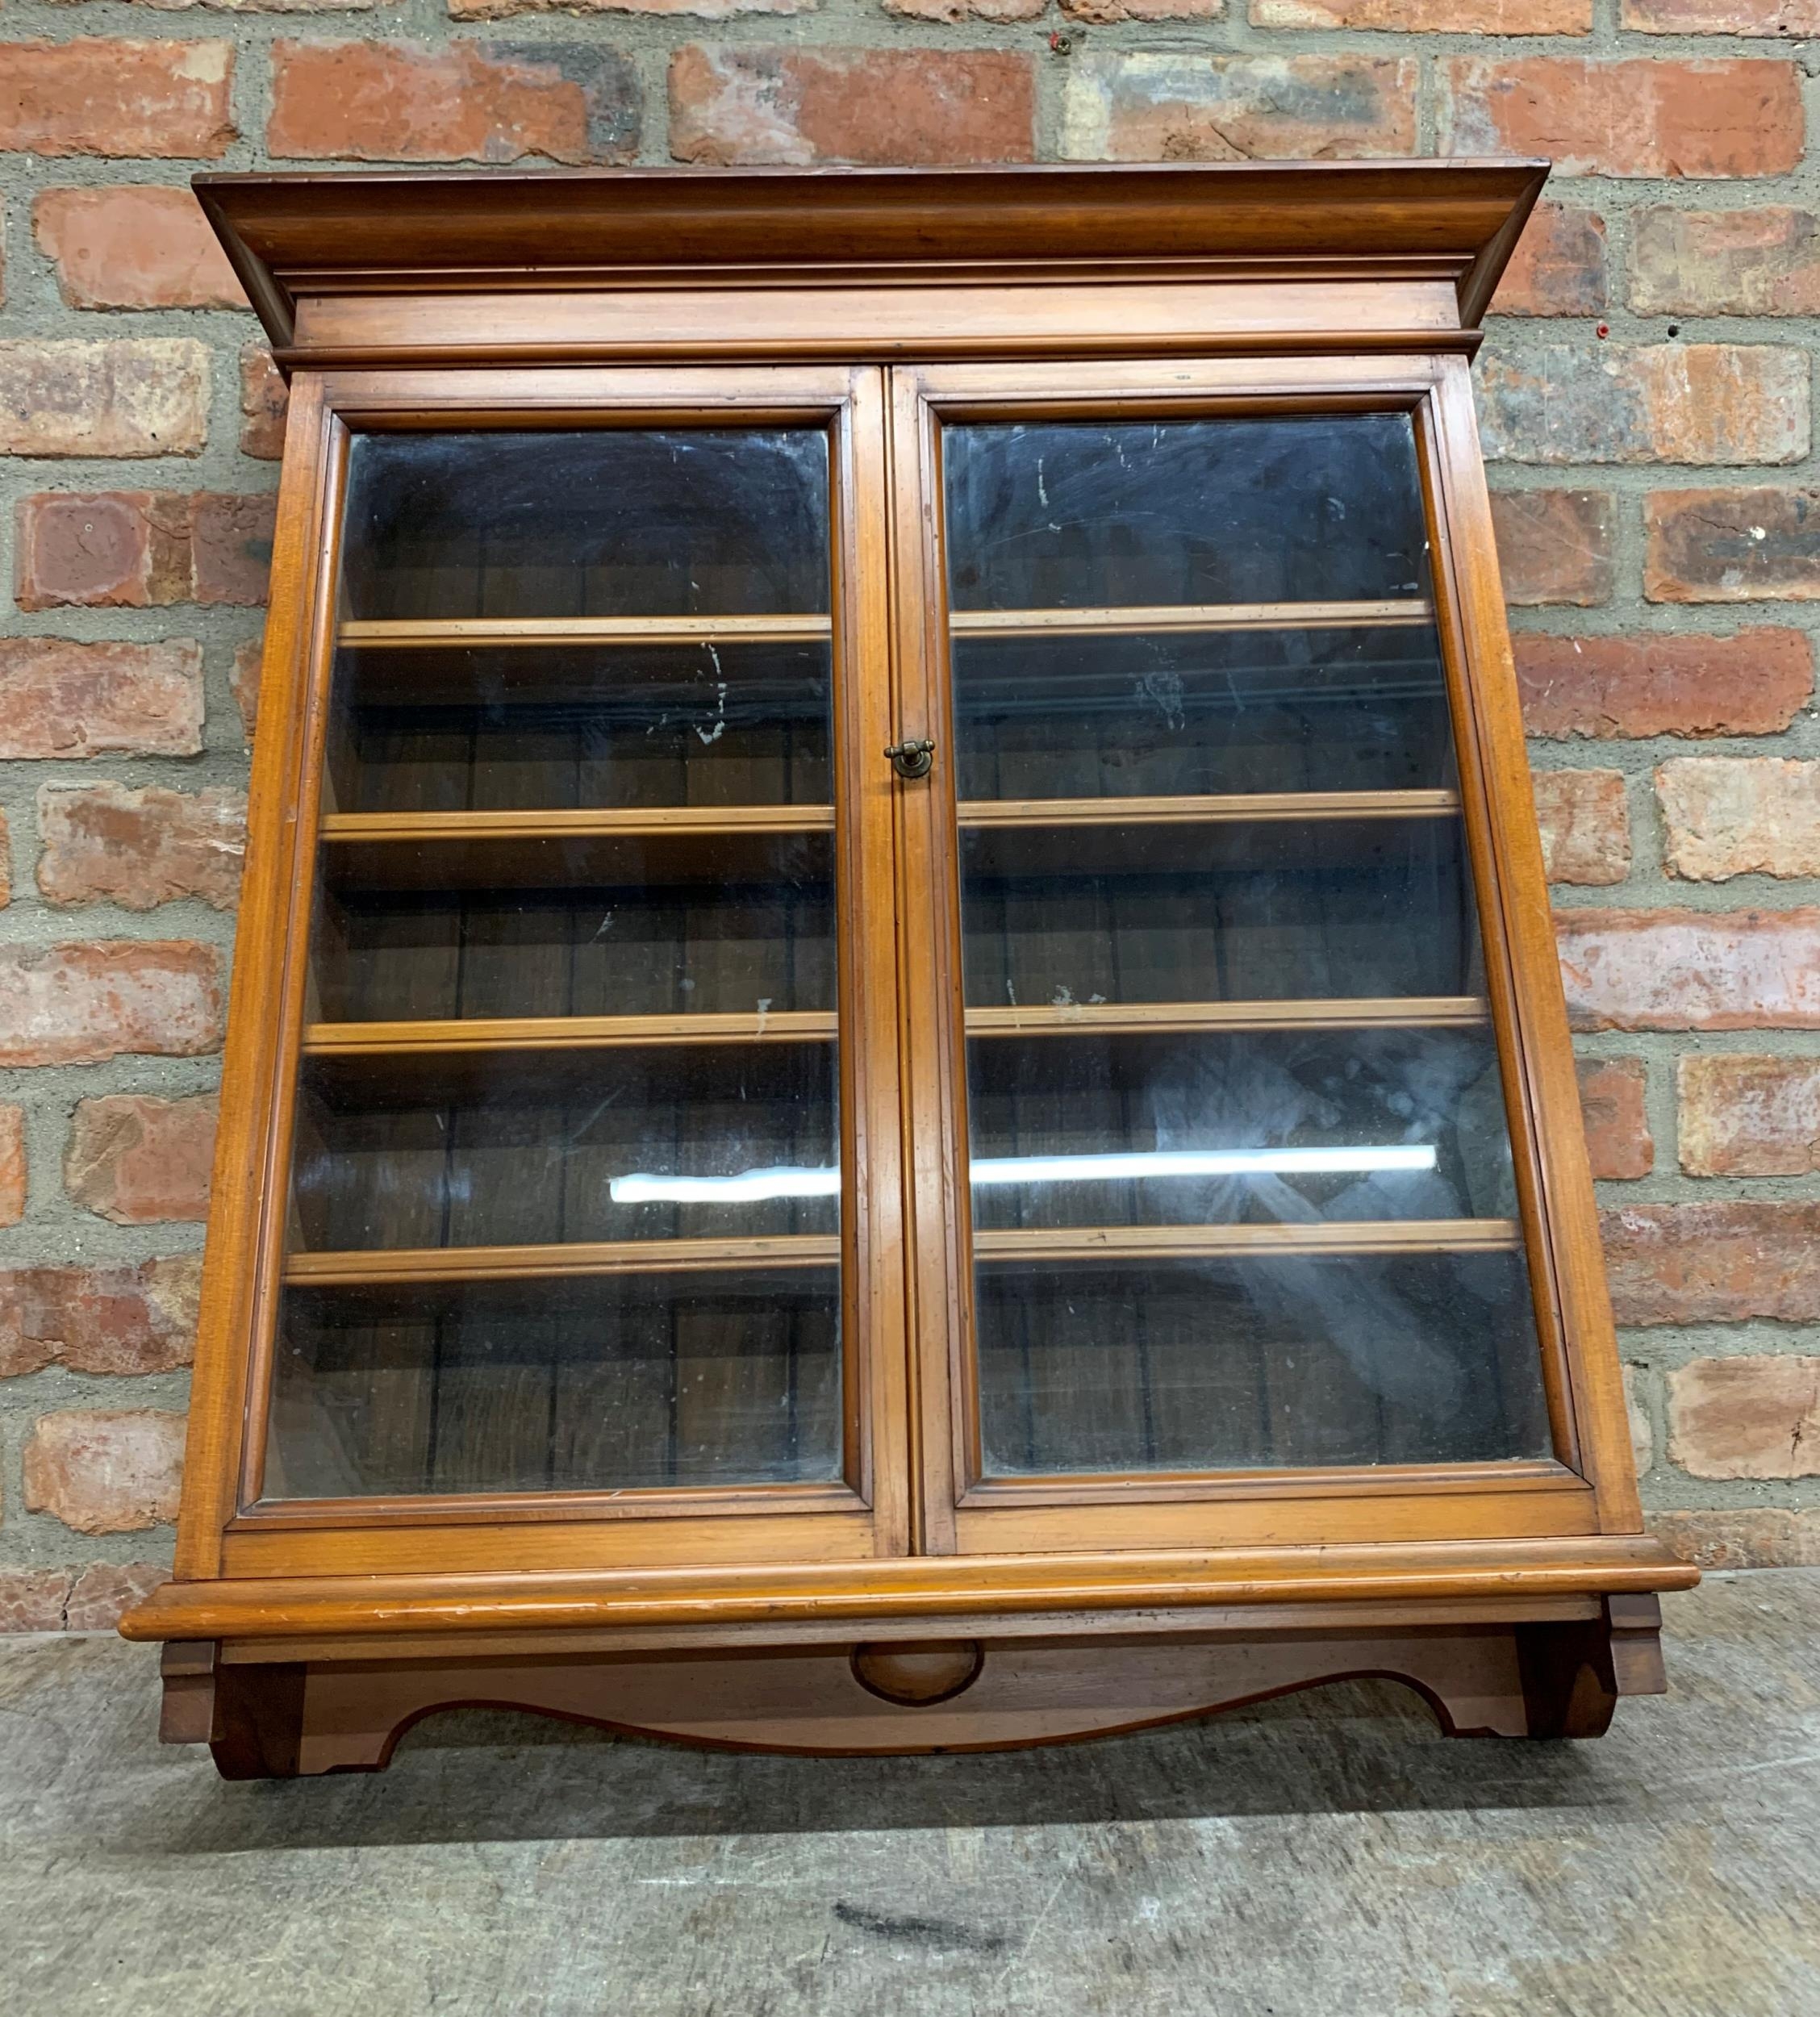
1 1574 1816 2017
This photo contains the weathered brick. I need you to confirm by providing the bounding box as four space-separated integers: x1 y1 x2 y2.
1490 490 1613 607
1534 769 1630 885
65 1095 216 1225
1602 1201 1820 1323
1255 0 1588 29
1478 345 1807 466
38 783 246 912
33 186 242 311
64 1562 168 1634
1437 57 1803 178
269 40 640 164
190 492 275 606
239 345 287 461
1657 757 1820 880
1514 629 1812 739
671 47 1037 165
883 0 1045 16
1059 55 1416 162
0 1105 24 1227
1577 1057 1653 1180
1060 0 1220 18
0 641 204 760
1491 204 1608 318
1647 489 1820 603
0 1256 199 1377
15 493 191 612
22 1410 186 1535
232 637 262 745
0 340 209 459
1649 1508 1820 1571
1632 207 1820 318
0 942 224 1067
1679 1054 1820 1176
1668 1355 1819 1479
0 1571 73 1635
1623 0 1820 27
0 41 235 160
1557 908 1820 1029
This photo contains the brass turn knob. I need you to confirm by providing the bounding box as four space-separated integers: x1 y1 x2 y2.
885 737 935 781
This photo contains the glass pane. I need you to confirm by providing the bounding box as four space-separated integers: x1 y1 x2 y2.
942 414 1551 1478
263 426 844 1501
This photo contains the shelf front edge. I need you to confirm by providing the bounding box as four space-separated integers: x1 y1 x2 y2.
120 1533 1697 1643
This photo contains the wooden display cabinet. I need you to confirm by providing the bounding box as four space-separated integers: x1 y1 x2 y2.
122 161 1696 1777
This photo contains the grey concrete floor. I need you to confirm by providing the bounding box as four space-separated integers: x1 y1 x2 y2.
2 1573 1817 2017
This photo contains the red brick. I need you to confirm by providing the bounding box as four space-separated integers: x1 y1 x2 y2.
1255 0 1587 28
64 1562 169 1634
33 186 242 311
1557 908 1820 1029
15 493 191 613
38 782 245 913
1678 1054 1820 1176
0 340 209 458
1623 0 1820 27
0 1571 73 1635
1668 1355 1819 1479
21 1410 186 1535
1515 629 1812 739
1649 1508 1820 1570
64 1557 167 1638
0 1256 199 1378
269 40 639 164
0 40 235 159
0 942 224 1067
1647 489 1820 603
1478 345 1806 466
1491 204 1608 318
1657 757 1820 880
0 1105 23 1227
65 1095 216 1226
1631 207 1820 318
1437 57 1802 179
0 641 203 760
672 47 1037 165
1059 55 1416 162
1533 769 1630 885
1577 1057 1653 1180
190 492 275 607
1490 491 1613 607
240 345 288 461
232 637 262 745
1602 1201 1820 1323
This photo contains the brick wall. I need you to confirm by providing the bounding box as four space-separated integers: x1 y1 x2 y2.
2 0 1817 1634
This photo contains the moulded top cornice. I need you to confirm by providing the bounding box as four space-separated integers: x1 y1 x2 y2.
194 160 1549 350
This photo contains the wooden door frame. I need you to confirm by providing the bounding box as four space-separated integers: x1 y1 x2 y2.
885 353 1639 1560
177 362 913 1585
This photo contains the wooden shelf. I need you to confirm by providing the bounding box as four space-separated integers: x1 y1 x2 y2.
303 1010 837 1059
974 1221 1521 1262
282 1217 1518 1289
320 806 834 846
285 1234 842 1288
950 599 1432 640
338 615 832 649
966 997 1488 1038
959 790 1457 829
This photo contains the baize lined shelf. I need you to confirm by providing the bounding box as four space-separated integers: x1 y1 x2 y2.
282 1218 1520 1288
301 996 1489 1059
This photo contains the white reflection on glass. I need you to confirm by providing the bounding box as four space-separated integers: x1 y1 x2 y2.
610 1144 1436 1205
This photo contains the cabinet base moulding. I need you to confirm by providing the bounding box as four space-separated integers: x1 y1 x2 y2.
154 1597 1667 1779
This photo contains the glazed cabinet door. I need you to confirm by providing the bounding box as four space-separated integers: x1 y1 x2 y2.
189 367 910 1579
888 358 1634 1557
